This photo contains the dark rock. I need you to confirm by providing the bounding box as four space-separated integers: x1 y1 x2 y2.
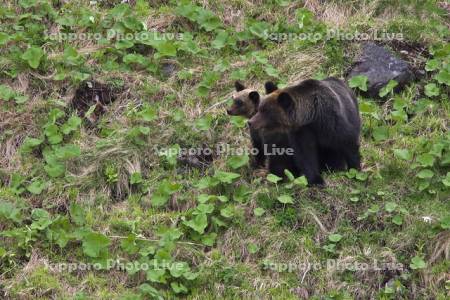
177 143 214 169
380 40 429 79
161 61 178 77
70 80 117 123
348 42 414 97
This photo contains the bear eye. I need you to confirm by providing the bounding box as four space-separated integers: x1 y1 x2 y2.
235 99 243 106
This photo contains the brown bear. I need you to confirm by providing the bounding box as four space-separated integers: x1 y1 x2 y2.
248 78 361 185
262 80 349 173
227 81 300 177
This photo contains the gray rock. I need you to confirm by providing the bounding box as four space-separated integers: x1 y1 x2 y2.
348 42 414 97
161 61 178 77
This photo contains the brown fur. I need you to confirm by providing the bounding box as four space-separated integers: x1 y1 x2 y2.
226 88 259 118
227 82 302 178
248 78 361 185
249 81 326 132
226 82 265 169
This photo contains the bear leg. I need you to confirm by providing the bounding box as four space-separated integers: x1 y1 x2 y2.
342 143 361 170
319 148 347 172
289 127 324 186
249 127 266 168
267 155 300 178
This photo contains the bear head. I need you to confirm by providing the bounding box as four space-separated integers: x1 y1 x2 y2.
226 81 260 119
247 88 295 132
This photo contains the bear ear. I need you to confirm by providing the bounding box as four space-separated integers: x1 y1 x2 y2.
264 81 278 94
249 91 260 106
234 81 246 92
278 92 294 112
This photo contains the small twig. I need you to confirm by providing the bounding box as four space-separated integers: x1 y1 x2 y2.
307 210 329 234
204 97 230 113
29 70 57 80
301 262 311 283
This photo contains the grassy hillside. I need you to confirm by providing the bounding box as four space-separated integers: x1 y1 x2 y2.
0 0 449 299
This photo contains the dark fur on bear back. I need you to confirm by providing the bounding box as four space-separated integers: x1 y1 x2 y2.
285 78 361 145
248 77 362 185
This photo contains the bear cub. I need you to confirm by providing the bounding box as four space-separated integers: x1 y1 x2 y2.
227 81 299 177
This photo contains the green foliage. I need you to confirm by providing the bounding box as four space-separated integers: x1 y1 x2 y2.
61 116 82 135
151 180 182 207
409 256 427 270
183 213 208 234
227 155 249 169
348 75 368 92
214 171 240 184
267 174 283 184
440 215 450 229
20 137 43 154
21 46 44 69
175 3 222 32
1 1 449 298
328 234 343 243
130 172 143 185
195 115 213 130
379 80 398 97
277 194 294 204
82 232 111 258
0 84 29 104
0 201 23 223
0 84 16 101
394 149 412 161
253 207 265 217
424 83 440 97
26 179 46 195
197 72 220 97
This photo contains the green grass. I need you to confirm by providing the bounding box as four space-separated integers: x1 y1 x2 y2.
0 0 449 299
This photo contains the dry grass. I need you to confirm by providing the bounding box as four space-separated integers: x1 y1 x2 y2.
0 78 43 172
1 1 448 299
272 47 326 83
304 0 356 28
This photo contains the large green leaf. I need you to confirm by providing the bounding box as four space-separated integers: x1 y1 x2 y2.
44 124 63 144
424 83 440 97
183 213 208 234
277 195 294 204
328 233 343 243
21 137 43 153
214 171 240 184
21 46 44 69
416 169 434 179
348 75 368 92
393 149 412 161
54 144 81 160
267 173 282 184
82 232 111 258
409 256 426 270
0 84 15 101
27 179 46 195
227 155 249 169
379 80 398 97
61 116 81 135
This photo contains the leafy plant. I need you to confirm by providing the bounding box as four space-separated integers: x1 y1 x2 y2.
277 194 294 204
21 46 45 69
348 75 368 92
151 180 182 207
409 256 426 270
378 80 398 97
